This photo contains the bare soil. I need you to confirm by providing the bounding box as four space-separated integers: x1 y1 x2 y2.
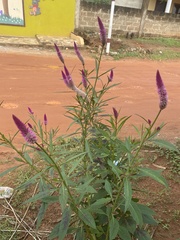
0 45 179 239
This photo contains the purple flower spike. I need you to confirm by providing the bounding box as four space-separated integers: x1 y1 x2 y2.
81 70 87 88
156 70 168 110
44 114 48 126
62 66 75 90
108 70 113 82
28 107 34 115
12 115 37 144
54 43 65 64
74 42 85 66
97 17 106 46
156 126 161 131
113 107 119 120
28 123 33 129
148 119 151 125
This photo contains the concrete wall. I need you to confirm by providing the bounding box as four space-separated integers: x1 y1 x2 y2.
0 0 76 37
78 2 180 38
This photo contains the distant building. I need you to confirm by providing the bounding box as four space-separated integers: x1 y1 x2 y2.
0 0 76 37
115 0 180 14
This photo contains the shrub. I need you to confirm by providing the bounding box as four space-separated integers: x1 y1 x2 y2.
0 17 178 240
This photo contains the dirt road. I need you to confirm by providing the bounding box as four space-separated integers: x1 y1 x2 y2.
0 47 179 145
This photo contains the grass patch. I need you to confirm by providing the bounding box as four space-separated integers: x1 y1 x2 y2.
113 49 180 61
136 37 180 48
149 50 180 60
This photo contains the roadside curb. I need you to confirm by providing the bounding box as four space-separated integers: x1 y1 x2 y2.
0 34 85 50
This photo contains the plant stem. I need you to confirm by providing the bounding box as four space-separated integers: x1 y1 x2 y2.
133 109 162 163
35 142 79 214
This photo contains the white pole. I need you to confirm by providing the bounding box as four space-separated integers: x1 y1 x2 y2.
165 0 172 13
106 0 115 54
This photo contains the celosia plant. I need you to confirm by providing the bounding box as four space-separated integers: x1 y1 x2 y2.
0 17 179 240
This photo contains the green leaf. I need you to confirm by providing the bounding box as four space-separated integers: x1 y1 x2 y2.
139 167 168 187
135 228 152 240
59 185 68 212
14 157 24 163
119 216 136 234
24 152 32 165
36 202 48 229
128 201 143 227
16 172 42 190
41 196 59 203
150 139 179 153
137 204 157 225
78 208 96 229
0 165 23 177
118 226 131 240
89 198 111 211
109 217 119 240
23 190 52 205
68 154 86 176
85 139 93 162
107 160 121 179
58 207 71 240
136 203 155 216
124 178 132 212
105 180 112 199
49 222 60 239
75 227 85 240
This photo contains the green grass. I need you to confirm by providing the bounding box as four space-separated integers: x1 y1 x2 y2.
136 37 180 48
113 49 180 61
149 50 180 60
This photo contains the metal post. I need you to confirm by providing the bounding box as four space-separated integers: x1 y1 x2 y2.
106 0 115 54
165 0 172 13
75 0 81 28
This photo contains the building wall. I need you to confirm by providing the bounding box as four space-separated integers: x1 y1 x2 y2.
78 2 180 38
148 0 156 11
0 0 76 37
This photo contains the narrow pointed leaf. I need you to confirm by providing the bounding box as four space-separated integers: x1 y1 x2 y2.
139 167 168 187
36 202 48 229
118 226 131 240
124 178 132 212
150 139 179 152
78 208 96 229
105 180 112 198
58 207 71 240
128 201 143 227
0 165 23 177
109 217 119 240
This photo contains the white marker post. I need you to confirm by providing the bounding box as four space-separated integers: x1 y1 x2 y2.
106 0 115 54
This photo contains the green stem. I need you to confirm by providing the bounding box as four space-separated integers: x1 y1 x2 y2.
35 142 79 213
94 45 104 91
133 109 162 163
105 181 124 240
0 133 55 188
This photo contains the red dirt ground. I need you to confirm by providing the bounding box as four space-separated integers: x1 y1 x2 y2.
0 49 179 143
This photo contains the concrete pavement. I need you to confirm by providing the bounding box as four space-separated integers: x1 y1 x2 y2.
0 34 83 49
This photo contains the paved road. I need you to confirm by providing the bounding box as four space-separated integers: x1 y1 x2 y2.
0 47 179 146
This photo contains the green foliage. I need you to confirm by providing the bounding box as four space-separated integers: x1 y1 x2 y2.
0 18 175 240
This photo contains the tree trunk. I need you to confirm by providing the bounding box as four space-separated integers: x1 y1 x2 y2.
2 0 9 17
138 0 150 37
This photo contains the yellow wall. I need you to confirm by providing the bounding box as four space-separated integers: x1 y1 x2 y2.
0 0 76 37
